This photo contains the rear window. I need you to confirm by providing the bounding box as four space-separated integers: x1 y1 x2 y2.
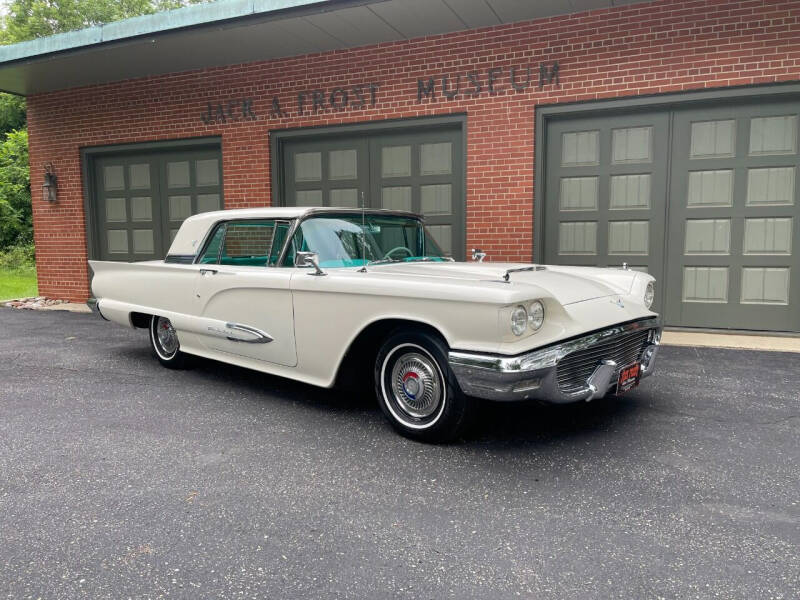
220 223 275 267
197 220 291 267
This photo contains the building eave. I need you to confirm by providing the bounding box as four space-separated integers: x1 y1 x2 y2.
0 0 654 96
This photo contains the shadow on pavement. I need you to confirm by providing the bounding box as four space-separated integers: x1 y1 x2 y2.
110 341 642 447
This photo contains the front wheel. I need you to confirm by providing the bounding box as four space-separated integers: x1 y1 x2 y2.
149 315 191 369
374 329 475 443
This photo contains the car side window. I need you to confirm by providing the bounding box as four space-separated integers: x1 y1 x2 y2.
219 221 275 267
198 224 225 264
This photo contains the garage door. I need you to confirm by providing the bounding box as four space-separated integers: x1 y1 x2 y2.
282 127 464 259
543 97 800 332
544 111 670 313
94 147 222 261
665 101 800 331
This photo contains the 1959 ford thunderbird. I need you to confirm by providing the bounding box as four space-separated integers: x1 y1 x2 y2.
89 207 661 442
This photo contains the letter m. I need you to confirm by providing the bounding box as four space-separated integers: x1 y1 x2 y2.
539 62 560 88
417 77 435 102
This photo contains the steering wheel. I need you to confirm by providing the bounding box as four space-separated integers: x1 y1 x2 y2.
383 246 414 260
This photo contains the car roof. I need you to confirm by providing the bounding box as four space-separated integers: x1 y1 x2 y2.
166 206 420 257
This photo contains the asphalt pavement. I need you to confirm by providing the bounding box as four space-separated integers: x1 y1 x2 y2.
0 308 798 599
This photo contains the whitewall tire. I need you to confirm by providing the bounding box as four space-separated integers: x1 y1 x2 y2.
149 315 190 369
374 329 475 442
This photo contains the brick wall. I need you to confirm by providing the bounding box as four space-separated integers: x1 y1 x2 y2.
26 0 800 301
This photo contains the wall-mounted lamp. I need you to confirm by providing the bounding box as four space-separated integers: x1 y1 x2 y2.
43 163 57 203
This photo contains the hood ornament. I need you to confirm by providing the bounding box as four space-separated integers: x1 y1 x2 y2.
612 296 625 308
471 248 487 262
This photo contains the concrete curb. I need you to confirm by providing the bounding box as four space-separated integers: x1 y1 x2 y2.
661 331 800 354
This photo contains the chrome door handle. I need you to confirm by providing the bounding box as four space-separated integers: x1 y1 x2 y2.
199 268 218 275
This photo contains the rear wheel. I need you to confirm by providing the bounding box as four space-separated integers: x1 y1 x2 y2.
374 329 475 443
149 315 190 369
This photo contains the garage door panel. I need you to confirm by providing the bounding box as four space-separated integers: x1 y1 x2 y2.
285 138 369 209
282 126 464 259
95 155 163 262
746 166 795 207
157 150 223 253
93 147 222 262
544 111 669 311
609 173 650 210
665 100 800 332
370 130 464 258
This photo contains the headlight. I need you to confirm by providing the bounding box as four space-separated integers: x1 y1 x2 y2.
644 281 655 309
510 305 527 336
528 300 545 331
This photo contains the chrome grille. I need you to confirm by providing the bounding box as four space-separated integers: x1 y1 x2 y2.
556 329 651 394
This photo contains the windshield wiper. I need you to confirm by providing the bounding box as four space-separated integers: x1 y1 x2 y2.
368 256 454 265
403 257 435 263
403 256 455 263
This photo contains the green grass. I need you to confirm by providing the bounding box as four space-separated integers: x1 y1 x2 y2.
0 267 38 301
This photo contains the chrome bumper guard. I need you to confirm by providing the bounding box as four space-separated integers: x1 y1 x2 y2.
448 318 661 403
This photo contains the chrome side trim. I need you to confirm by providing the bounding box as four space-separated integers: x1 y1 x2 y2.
206 322 274 344
501 265 545 282
448 317 661 403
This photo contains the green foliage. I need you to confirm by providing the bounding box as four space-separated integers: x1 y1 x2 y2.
0 0 211 44
0 94 26 132
2 1 190 42
0 129 31 250
0 243 35 270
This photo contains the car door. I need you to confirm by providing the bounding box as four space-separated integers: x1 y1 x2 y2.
192 219 297 367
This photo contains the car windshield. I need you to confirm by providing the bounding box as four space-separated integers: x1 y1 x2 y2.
284 214 449 268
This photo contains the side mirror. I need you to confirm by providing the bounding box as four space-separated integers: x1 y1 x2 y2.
295 251 326 276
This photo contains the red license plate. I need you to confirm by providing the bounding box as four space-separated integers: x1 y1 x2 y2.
616 363 641 395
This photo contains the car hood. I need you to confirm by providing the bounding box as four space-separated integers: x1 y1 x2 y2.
367 262 634 305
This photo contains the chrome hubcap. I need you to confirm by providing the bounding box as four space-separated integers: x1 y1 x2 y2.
390 352 442 419
156 317 178 355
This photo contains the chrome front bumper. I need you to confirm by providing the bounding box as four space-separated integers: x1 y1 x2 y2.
448 318 661 403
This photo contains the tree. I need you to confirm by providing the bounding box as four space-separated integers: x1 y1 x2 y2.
0 94 26 134
1 1 205 43
0 129 30 248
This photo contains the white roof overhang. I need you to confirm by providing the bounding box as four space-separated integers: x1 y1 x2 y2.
0 0 654 96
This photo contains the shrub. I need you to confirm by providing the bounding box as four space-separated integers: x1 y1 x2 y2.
0 243 34 270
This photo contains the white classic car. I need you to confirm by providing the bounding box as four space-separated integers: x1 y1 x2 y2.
89 207 661 442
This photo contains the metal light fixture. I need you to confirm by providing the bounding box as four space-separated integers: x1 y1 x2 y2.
42 162 57 203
